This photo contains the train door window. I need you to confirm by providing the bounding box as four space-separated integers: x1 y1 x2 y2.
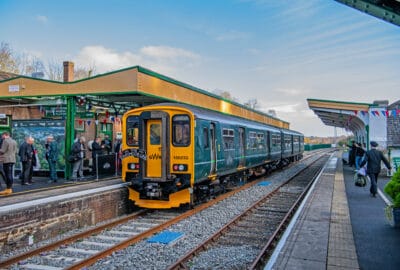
271 133 281 149
248 131 257 149
257 133 265 150
172 115 190 146
222 128 234 150
126 116 139 146
203 127 209 148
150 123 161 145
284 135 291 149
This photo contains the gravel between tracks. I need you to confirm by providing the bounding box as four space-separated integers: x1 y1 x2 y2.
87 155 322 270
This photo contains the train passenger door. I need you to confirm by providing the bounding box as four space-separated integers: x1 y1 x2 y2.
210 123 217 174
146 120 162 178
238 127 245 167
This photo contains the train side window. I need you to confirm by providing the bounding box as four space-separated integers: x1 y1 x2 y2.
126 116 139 146
173 115 190 146
203 127 209 149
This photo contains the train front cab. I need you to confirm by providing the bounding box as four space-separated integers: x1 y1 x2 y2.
122 106 194 209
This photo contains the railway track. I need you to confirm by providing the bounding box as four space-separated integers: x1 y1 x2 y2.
0 150 332 270
168 154 329 269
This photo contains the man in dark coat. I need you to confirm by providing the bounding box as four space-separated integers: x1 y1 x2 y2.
360 141 391 197
91 137 103 177
18 136 35 185
45 135 58 183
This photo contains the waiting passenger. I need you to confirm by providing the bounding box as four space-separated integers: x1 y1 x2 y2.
45 135 58 183
18 136 35 185
91 137 103 176
71 136 86 181
0 132 18 195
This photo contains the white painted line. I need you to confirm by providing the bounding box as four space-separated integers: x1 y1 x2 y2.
0 183 128 213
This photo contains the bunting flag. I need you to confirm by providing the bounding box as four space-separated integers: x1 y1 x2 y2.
105 110 110 118
78 119 83 125
385 110 389 117
354 110 358 115
95 120 99 125
361 111 366 116
110 116 115 122
103 118 107 124
87 120 91 126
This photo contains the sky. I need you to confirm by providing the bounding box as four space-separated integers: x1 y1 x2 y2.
1 0 399 137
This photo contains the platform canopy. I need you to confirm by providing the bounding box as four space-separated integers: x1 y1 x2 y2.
307 98 372 133
0 66 289 129
335 0 400 27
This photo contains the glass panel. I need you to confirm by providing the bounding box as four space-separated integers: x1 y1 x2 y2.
126 116 139 146
172 115 190 146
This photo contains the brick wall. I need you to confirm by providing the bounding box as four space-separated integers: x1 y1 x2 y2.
0 188 133 253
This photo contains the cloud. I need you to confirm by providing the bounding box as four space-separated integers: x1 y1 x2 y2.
140 46 199 59
74 45 201 74
36 15 48 23
274 88 309 97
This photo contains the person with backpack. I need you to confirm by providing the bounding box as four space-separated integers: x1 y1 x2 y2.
71 136 86 181
360 141 391 197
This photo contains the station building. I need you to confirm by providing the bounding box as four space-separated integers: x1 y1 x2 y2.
308 98 400 170
0 62 289 179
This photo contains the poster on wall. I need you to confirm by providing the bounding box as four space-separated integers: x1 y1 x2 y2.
12 120 66 171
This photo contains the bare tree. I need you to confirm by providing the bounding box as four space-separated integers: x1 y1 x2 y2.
0 42 19 73
244 98 258 109
17 53 45 76
74 64 96 80
45 58 64 81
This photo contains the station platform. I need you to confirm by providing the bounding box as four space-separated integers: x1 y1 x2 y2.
268 152 400 270
0 174 122 208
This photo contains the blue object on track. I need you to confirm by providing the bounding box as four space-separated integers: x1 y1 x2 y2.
147 231 184 244
258 181 271 186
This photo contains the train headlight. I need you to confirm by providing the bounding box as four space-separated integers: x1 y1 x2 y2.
128 163 140 170
173 164 188 171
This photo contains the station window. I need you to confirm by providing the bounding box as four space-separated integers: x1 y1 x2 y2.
173 115 190 146
126 116 139 146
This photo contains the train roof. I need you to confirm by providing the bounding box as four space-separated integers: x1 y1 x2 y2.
146 103 302 135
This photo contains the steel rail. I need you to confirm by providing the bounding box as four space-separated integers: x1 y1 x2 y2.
167 154 327 270
0 209 148 268
248 161 324 269
66 170 273 270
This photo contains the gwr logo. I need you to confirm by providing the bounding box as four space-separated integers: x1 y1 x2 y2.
148 153 162 160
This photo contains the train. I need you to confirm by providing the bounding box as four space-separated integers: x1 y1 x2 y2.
121 103 304 209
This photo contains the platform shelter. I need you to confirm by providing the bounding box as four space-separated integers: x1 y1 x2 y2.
0 62 289 178
308 98 400 172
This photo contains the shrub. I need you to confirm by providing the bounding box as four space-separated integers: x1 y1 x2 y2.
384 168 400 208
